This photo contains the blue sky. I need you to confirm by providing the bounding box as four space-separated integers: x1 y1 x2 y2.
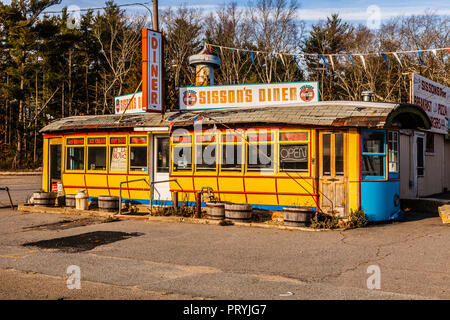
37 0 449 23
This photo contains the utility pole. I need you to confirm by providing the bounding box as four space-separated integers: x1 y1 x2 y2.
152 0 159 31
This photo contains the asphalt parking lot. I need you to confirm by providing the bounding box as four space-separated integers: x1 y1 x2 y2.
0 175 449 300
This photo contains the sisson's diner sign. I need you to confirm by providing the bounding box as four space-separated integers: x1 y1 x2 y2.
411 73 449 134
179 82 319 111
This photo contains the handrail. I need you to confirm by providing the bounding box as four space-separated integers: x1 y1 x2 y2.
0 187 14 209
118 178 183 215
119 178 150 215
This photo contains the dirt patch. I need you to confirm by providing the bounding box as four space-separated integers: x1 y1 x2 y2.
22 231 143 253
22 218 102 231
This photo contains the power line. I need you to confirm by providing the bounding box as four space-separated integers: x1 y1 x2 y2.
42 2 152 14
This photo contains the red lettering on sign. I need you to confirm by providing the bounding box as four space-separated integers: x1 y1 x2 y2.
173 136 191 143
130 136 147 144
196 135 216 143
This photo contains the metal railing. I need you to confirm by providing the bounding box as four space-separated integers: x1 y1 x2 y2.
118 178 184 215
0 187 14 209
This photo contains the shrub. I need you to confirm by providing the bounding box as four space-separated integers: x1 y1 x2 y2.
309 212 340 229
346 209 369 229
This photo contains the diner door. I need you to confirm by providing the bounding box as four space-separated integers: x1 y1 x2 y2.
319 131 347 217
48 140 62 191
153 136 171 202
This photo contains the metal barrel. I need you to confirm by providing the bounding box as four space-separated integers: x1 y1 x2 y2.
205 202 226 220
33 192 56 207
98 196 119 212
283 207 314 227
224 203 252 223
65 194 76 208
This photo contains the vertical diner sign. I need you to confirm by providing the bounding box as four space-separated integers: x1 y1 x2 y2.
142 29 163 113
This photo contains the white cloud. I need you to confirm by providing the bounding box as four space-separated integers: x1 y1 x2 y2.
296 7 449 21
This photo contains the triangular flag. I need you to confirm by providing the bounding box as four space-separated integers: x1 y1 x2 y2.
328 55 335 70
208 44 212 52
320 55 327 69
250 51 254 64
446 48 450 53
381 53 389 69
431 49 437 56
347 54 355 67
359 55 366 71
392 52 402 67
418 51 426 66
168 121 175 134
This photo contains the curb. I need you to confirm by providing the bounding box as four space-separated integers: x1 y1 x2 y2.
0 172 42 176
16 205 327 232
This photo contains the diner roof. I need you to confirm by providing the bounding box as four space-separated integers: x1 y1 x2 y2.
41 101 431 133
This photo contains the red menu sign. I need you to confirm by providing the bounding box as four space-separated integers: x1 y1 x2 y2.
67 138 84 145
110 137 127 144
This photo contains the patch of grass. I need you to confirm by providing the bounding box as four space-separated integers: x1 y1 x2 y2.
103 216 119 223
345 209 369 229
153 204 196 217
219 220 234 226
309 212 341 229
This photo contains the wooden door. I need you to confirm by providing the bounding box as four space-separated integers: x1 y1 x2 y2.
319 131 347 217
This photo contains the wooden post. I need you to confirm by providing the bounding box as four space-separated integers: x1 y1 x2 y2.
152 0 159 31
173 191 178 208
195 192 201 218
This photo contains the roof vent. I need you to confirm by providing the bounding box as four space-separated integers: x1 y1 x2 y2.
361 91 375 102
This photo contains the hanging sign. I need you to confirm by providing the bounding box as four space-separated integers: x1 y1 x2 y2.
114 92 143 114
411 74 449 134
179 82 319 110
142 29 163 113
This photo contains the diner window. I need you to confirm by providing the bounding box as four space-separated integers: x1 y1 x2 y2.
426 133 434 153
322 134 331 176
221 144 242 171
196 143 216 171
362 130 386 178
279 144 308 172
335 133 344 176
388 131 399 173
156 137 170 173
417 136 425 176
130 146 147 171
247 143 274 171
110 147 127 171
88 147 106 171
173 145 192 171
66 147 84 171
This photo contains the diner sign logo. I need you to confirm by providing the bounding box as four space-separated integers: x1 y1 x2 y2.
411 73 449 134
179 82 319 110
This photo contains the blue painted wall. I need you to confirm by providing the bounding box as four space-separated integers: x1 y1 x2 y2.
361 181 401 221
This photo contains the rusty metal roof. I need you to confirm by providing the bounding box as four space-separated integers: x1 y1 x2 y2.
168 101 431 129
40 113 169 133
40 101 431 133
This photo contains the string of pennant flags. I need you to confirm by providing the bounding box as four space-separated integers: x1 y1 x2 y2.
205 43 450 70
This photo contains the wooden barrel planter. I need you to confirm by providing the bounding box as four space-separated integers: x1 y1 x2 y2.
205 202 226 220
283 207 314 227
98 196 119 213
65 194 76 208
33 192 56 207
224 203 252 223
